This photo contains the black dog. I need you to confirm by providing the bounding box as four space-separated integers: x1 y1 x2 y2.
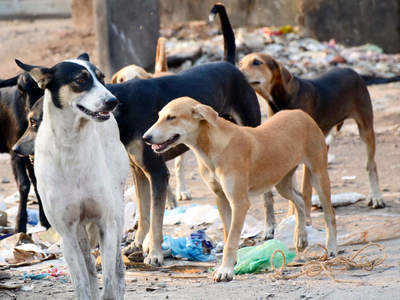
0 73 50 232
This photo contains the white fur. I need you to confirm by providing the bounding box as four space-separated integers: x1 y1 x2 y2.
34 59 129 300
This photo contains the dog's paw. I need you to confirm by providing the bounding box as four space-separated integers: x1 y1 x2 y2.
294 231 308 253
177 190 192 201
367 196 385 209
166 194 178 210
144 250 164 266
263 226 275 241
212 266 234 282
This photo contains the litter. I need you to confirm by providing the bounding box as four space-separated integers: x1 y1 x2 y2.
234 239 295 275
161 230 214 262
271 243 385 284
312 192 365 208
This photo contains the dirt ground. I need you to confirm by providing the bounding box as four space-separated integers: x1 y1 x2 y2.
1 18 400 300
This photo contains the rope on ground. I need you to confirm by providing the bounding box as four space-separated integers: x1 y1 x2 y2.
270 242 386 284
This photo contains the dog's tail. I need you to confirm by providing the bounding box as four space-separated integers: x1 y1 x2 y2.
155 37 168 73
361 74 400 85
0 74 19 88
209 3 236 64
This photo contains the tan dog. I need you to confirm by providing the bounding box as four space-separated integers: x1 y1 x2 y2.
240 53 384 225
143 97 337 282
112 37 191 205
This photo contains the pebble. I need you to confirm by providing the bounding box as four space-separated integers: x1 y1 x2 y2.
1 178 10 184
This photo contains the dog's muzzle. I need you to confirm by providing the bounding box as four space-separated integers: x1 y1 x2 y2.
143 134 180 153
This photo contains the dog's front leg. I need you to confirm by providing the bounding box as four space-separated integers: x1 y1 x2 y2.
175 153 191 201
213 178 249 282
11 154 30 233
26 161 51 229
144 166 169 266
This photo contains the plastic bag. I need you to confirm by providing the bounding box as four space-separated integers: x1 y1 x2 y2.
234 239 295 275
161 230 214 262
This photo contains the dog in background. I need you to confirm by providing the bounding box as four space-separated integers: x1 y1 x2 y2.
16 54 129 299
143 97 337 282
112 37 191 206
0 73 49 232
240 53 385 232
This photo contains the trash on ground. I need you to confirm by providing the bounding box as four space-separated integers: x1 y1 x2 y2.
312 192 365 208
161 230 214 262
234 239 295 275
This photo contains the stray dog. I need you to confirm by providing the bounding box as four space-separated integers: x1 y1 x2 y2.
16 54 129 299
143 97 337 282
112 37 190 205
108 3 260 267
240 53 385 228
0 73 49 232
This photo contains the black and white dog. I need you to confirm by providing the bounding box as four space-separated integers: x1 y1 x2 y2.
16 54 129 300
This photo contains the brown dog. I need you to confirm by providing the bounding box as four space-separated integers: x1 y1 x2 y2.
240 53 384 225
112 37 191 206
143 97 337 282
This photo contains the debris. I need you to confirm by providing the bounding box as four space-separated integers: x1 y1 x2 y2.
312 192 365 208
234 239 295 275
1 178 10 184
342 176 356 181
270 243 385 284
161 230 214 262
0 211 7 227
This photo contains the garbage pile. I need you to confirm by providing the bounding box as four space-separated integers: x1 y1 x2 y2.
162 23 400 78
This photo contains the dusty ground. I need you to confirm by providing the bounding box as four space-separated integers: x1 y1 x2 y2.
1 18 400 300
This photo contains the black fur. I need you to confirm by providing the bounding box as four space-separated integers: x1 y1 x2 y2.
0 73 49 232
209 3 236 64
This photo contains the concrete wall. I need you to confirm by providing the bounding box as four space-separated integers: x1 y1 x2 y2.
0 0 70 19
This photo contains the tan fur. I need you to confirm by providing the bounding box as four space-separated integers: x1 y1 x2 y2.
144 97 337 282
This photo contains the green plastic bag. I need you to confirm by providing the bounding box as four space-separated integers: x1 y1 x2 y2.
234 239 295 275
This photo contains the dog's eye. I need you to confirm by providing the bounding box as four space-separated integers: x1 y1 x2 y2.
166 115 175 121
30 118 37 128
252 59 262 66
75 75 87 84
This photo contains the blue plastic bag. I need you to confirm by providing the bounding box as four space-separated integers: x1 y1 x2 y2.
27 209 39 226
162 230 214 262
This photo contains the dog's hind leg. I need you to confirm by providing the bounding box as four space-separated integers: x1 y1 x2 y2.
11 154 30 233
99 219 125 300
26 161 51 229
301 165 312 225
175 153 192 201
275 169 308 253
263 191 276 240
355 117 384 208
62 225 96 299
309 167 337 256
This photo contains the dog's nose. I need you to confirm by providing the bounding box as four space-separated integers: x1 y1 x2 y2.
104 97 118 111
142 134 152 144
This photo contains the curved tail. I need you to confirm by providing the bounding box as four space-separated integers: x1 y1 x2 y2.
155 37 168 73
361 74 400 85
0 74 19 88
209 3 236 64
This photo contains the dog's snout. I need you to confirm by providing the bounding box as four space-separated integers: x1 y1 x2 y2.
104 97 118 111
142 134 152 144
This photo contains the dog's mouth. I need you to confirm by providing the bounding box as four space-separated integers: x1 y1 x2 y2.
249 81 261 85
77 104 111 121
149 134 180 153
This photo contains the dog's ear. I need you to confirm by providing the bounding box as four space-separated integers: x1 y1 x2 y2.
77 53 90 61
15 59 53 89
192 104 218 126
278 63 293 85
